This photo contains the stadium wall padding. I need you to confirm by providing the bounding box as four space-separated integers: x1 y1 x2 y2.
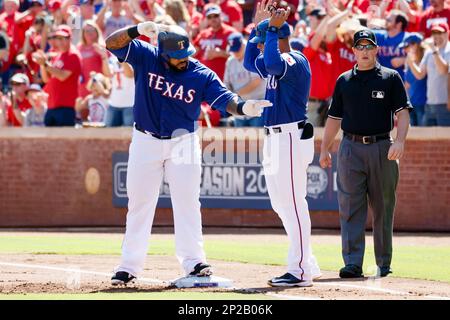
0 127 449 231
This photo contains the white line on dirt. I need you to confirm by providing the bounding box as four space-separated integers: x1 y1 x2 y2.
0 261 165 285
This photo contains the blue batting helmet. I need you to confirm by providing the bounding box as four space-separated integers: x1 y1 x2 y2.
158 26 196 60
249 19 291 44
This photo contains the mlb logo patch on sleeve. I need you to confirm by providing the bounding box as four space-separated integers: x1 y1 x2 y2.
372 91 385 99
282 53 296 66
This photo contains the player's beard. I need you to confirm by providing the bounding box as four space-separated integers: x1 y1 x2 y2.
169 60 189 72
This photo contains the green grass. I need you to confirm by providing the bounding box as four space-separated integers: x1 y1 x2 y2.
0 292 273 300
0 234 449 283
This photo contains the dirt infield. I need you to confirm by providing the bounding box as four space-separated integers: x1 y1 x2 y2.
1 229 450 300
1 253 450 300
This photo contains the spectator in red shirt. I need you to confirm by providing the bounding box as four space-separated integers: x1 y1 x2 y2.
193 4 237 79
303 11 333 127
420 0 450 37
15 0 45 49
77 20 112 98
0 0 23 87
22 15 47 84
4 73 32 126
325 4 358 88
398 0 423 32
31 25 82 126
209 0 244 31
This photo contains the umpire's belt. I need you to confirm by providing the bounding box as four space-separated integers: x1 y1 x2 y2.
344 132 390 145
134 124 172 140
265 121 305 136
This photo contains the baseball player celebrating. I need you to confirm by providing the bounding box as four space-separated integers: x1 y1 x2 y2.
105 23 272 285
244 1 321 287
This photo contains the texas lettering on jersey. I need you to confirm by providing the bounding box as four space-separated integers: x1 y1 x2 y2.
378 45 405 57
148 72 196 103
198 39 224 50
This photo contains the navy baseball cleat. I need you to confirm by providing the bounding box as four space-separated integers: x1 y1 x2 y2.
189 263 213 277
268 273 313 287
339 264 364 278
111 271 136 285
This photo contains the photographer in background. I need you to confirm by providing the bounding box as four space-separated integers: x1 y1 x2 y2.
75 71 111 126
3 73 32 127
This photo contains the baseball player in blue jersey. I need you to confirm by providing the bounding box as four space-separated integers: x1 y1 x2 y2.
105 23 272 285
244 0 321 287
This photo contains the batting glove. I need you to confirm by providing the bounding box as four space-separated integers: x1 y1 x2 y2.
242 100 273 117
137 21 159 37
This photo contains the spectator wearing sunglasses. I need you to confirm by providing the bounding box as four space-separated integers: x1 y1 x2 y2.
192 4 238 80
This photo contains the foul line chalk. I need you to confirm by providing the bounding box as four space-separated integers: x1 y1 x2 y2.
0 261 165 285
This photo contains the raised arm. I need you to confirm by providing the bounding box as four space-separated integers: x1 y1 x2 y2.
310 15 330 50
105 22 159 50
264 7 291 76
105 26 136 50
325 2 353 43
406 50 427 80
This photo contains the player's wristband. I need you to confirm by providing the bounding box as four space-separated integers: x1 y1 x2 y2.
236 98 245 116
127 26 140 39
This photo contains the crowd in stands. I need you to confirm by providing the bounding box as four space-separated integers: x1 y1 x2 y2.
0 0 450 128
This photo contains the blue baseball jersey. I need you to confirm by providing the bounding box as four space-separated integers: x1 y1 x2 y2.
244 30 311 127
374 30 409 79
108 39 236 136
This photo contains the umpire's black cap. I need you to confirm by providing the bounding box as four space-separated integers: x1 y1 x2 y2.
353 29 377 47
158 26 196 60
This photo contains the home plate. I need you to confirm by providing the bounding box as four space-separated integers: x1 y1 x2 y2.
170 276 233 288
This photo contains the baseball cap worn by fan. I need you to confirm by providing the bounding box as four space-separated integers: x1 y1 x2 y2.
250 19 291 44
227 33 243 52
204 4 221 17
26 83 42 94
431 22 449 33
54 25 72 38
10 73 30 86
158 26 196 59
353 29 377 46
399 32 423 48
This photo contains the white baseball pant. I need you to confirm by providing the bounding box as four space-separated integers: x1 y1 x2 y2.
116 128 207 277
263 121 321 281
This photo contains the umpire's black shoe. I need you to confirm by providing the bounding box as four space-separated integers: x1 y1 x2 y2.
379 266 392 277
339 264 364 278
189 263 213 277
268 273 313 287
111 271 136 285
